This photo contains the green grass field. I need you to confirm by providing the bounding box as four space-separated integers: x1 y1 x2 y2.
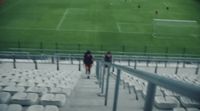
0 0 200 55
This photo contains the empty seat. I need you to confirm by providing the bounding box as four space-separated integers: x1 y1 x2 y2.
154 96 179 109
7 104 23 111
11 92 38 105
180 97 200 108
0 104 22 111
187 108 200 111
3 86 25 94
142 88 163 98
40 94 66 107
0 104 7 111
44 105 59 111
50 87 71 96
0 92 11 103
27 105 59 111
173 108 186 111
26 87 48 96
27 105 44 111
0 81 16 87
17 82 35 87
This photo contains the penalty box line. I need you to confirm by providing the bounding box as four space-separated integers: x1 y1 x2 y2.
56 8 69 30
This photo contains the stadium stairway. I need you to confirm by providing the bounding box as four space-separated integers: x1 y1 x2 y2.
61 75 111 111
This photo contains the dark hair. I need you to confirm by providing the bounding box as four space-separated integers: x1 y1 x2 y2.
86 50 91 54
107 51 111 54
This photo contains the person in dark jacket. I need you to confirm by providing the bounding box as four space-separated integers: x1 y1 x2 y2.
84 50 93 79
104 51 112 67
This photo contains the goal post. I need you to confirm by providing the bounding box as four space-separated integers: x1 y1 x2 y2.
153 19 200 38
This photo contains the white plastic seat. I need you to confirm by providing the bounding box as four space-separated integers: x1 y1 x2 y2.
40 94 66 107
11 92 38 105
27 105 59 111
26 87 48 96
142 88 163 98
3 86 25 94
187 108 200 111
0 104 22 111
27 105 44 111
50 87 71 96
0 92 11 103
0 81 16 87
44 105 59 111
154 96 179 109
17 82 35 87
173 108 186 111
7 104 23 111
180 97 200 108
0 104 7 111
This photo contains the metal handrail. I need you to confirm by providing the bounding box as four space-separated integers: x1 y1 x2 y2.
97 61 200 111
0 51 200 63
8 47 200 58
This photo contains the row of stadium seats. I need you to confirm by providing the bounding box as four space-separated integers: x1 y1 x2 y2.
0 68 82 111
117 72 200 110
0 104 59 111
0 92 65 106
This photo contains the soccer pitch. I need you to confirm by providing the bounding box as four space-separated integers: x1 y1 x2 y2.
0 0 200 55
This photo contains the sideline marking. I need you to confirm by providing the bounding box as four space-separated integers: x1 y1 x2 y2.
0 26 152 34
56 8 69 30
116 23 122 33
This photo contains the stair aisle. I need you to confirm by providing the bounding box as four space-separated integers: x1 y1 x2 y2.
61 74 111 111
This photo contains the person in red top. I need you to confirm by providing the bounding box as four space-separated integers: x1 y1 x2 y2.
83 50 93 79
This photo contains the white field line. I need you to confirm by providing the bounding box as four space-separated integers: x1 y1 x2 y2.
162 1 168 7
116 23 122 33
56 8 69 30
118 22 152 25
152 34 196 40
0 26 152 34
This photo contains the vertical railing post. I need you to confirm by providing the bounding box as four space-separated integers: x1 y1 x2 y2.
155 61 158 73
40 41 43 53
51 56 54 64
70 55 73 64
146 59 149 67
96 61 100 80
112 60 115 72
128 59 130 66
134 60 137 69
112 69 121 111
101 67 106 94
55 42 58 53
99 63 103 88
183 60 186 68
34 58 38 70
165 60 167 68
144 82 156 111
195 63 199 75
13 55 16 69
57 56 59 71
78 58 81 71
182 47 186 57
104 66 110 106
175 61 179 74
